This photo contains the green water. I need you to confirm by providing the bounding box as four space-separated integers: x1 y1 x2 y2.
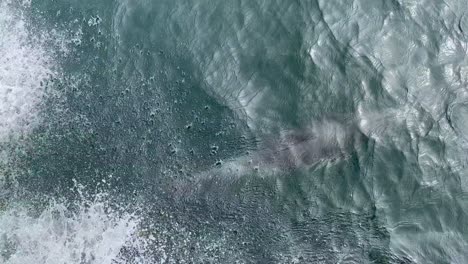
1 0 468 263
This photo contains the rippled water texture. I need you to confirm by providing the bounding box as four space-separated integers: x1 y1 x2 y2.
1 0 468 263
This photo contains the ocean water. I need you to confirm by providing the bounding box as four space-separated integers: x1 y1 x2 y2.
1 0 468 263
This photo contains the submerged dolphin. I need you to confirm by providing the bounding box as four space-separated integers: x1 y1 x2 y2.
198 116 370 180
169 115 375 201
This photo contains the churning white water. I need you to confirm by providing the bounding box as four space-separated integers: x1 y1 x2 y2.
0 0 58 141
0 2 146 263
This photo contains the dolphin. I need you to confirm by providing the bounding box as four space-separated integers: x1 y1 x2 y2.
167 114 379 205
193 116 371 182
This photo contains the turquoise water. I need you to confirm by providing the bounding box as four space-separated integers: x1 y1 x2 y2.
1 0 468 263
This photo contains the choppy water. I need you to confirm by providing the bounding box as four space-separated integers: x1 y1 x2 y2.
1 0 468 263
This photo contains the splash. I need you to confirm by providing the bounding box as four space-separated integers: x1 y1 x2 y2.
0 186 144 264
0 0 58 142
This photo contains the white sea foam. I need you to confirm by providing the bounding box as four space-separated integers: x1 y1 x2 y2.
0 0 58 142
0 194 143 264
0 3 146 263
0 180 146 264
